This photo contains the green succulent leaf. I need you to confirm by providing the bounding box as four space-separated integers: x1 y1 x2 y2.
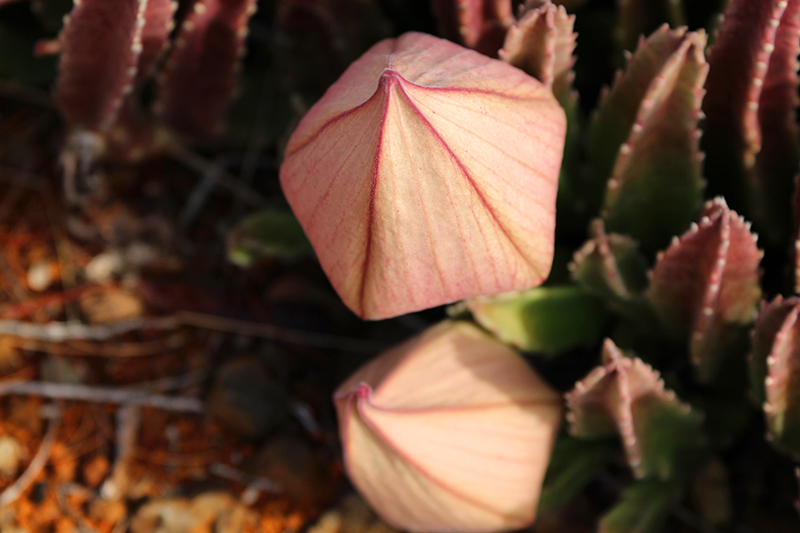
588 26 698 227
465 286 608 356
570 219 650 317
702 0 800 243
598 478 684 533
566 339 706 479
227 208 312 267
538 435 619 512
601 29 706 255
647 198 762 382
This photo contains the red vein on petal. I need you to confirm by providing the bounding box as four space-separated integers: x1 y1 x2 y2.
357 80 393 316
356 396 514 520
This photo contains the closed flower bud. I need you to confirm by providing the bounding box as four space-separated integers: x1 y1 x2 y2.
334 321 563 533
280 32 566 320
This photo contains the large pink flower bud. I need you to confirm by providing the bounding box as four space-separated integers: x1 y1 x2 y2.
280 32 566 320
334 321 563 532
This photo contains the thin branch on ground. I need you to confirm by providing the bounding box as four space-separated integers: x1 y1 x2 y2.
0 310 384 353
0 380 204 412
0 405 62 507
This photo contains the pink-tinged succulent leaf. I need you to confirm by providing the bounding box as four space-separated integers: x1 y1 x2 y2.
334 320 563 532
53 0 148 132
750 296 799 406
795 175 800 294
155 0 257 138
566 339 705 479
751 299 800 453
135 0 177 83
601 30 707 254
465 285 608 356
569 219 649 306
274 0 392 109
279 32 566 320
598 479 684 533
702 0 800 243
498 1 576 94
647 198 762 382
431 0 514 56
587 26 687 217
615 0 684 51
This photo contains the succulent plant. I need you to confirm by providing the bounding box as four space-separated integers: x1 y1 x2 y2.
9 0 800 529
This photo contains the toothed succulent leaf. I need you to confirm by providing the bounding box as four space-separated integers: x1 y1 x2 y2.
601 29 707 254
570 219 649 304
750 296 799 406
431 0 513 56
702 0 800 243
54 0 148 131
566 339 706 479
588 26 702 228
647 198 762 381
135 0 176 83
498 1 576 94
598 479 684 533
155 0 257 138
465 286 608 356
748 296 800 454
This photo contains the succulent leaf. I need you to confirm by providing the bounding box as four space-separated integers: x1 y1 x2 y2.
750 296 799 406
702 0 800 243
227 208 312 267
566 339 706 479
54 0 148 131
465 285 608 356
537 435 619 512
588 26 689 220
748 296 800 453
601 30 707 254
647 198 762 382
155 0 257 138
569 220 654 326
498 1 576 94
136 0 176 83
430 0 513 56
570 219 648 303
598 478 684 533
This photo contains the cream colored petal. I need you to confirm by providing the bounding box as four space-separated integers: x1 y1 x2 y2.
342 396 517 533
370 322 561 410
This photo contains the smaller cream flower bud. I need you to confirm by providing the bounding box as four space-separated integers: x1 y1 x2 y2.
334 321 563 533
